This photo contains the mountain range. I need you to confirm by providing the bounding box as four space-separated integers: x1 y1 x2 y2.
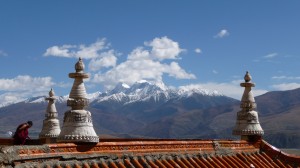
0 80 299 148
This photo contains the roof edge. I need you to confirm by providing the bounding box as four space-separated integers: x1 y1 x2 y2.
260 140 300 165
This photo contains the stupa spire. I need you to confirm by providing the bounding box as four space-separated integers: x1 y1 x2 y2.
39 88 61 139
57 58 99 143
69 57 88 103
232 71 264 139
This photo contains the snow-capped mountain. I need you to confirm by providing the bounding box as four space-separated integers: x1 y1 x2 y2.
96 80 169 104
107 80 167 96
0 80 224 108
93 80 223 106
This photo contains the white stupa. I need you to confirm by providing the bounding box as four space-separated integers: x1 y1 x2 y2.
57 58 99 143
39 88 61 138
232 71 264 139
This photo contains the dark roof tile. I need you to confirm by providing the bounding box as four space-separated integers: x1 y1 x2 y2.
152 158 166 168
99 159 109 168
161 157 174 168
232 156 245 168
185 155 201 168
137 156 151 168
179 156 194 168
168 156 182 168
89 162 98 168
116 161 127 168
222 156 240 168
107 159 118 168
131 157 144 168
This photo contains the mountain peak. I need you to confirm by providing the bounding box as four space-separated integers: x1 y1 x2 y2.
132 80 167 91
108 82 131 94
153 80 167 91
122 83 130 89
128 80 167 94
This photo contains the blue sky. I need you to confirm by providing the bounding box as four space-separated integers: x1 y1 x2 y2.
0 1 300 104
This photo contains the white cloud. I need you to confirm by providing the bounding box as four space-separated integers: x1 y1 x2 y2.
128 47 151 60
88 50 117 71
214 29 229 38
194 48 202 54
212 70 218 74
44 38 118 72
263 52 278 59
271 83 300 91
253 52 279 62
0 93 22 103
44 37 195 90
145 36 182 60
93 59 196 89
0 75 54 92
43 39 108 59
0 75 55 106
166 62 196 79
92 37 196 89
76 39 108 59
0 50 8 56
43 45 76 57
56 81 72 88
93 59 164 89
272 76 300 80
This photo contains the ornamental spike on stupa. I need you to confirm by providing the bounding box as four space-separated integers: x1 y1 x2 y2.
39 88 61 139
57 57 99 143
232 71 264 139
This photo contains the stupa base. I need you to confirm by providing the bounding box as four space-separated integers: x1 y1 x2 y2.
58 110 99 143
57 135 99 143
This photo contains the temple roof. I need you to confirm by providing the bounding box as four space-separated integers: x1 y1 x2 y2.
0 138 299 167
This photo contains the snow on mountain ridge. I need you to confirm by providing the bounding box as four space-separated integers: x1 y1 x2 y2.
96 81 170 105
108 82 130 95
87 91 102 101
0 98 27 108
122 83 130 89
25 96 46 103
178 85 223 97
127 81 166 95
178 88 222 97
97 81 223 105
0 80 223 108
98 92 128 103
23 91 101 104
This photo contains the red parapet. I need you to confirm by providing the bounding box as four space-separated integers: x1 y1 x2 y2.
260 140 300 166
0 138 13 145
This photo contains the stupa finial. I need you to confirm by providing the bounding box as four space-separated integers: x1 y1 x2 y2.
244 71 252 82
75 57 84 72
49 88 55 97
